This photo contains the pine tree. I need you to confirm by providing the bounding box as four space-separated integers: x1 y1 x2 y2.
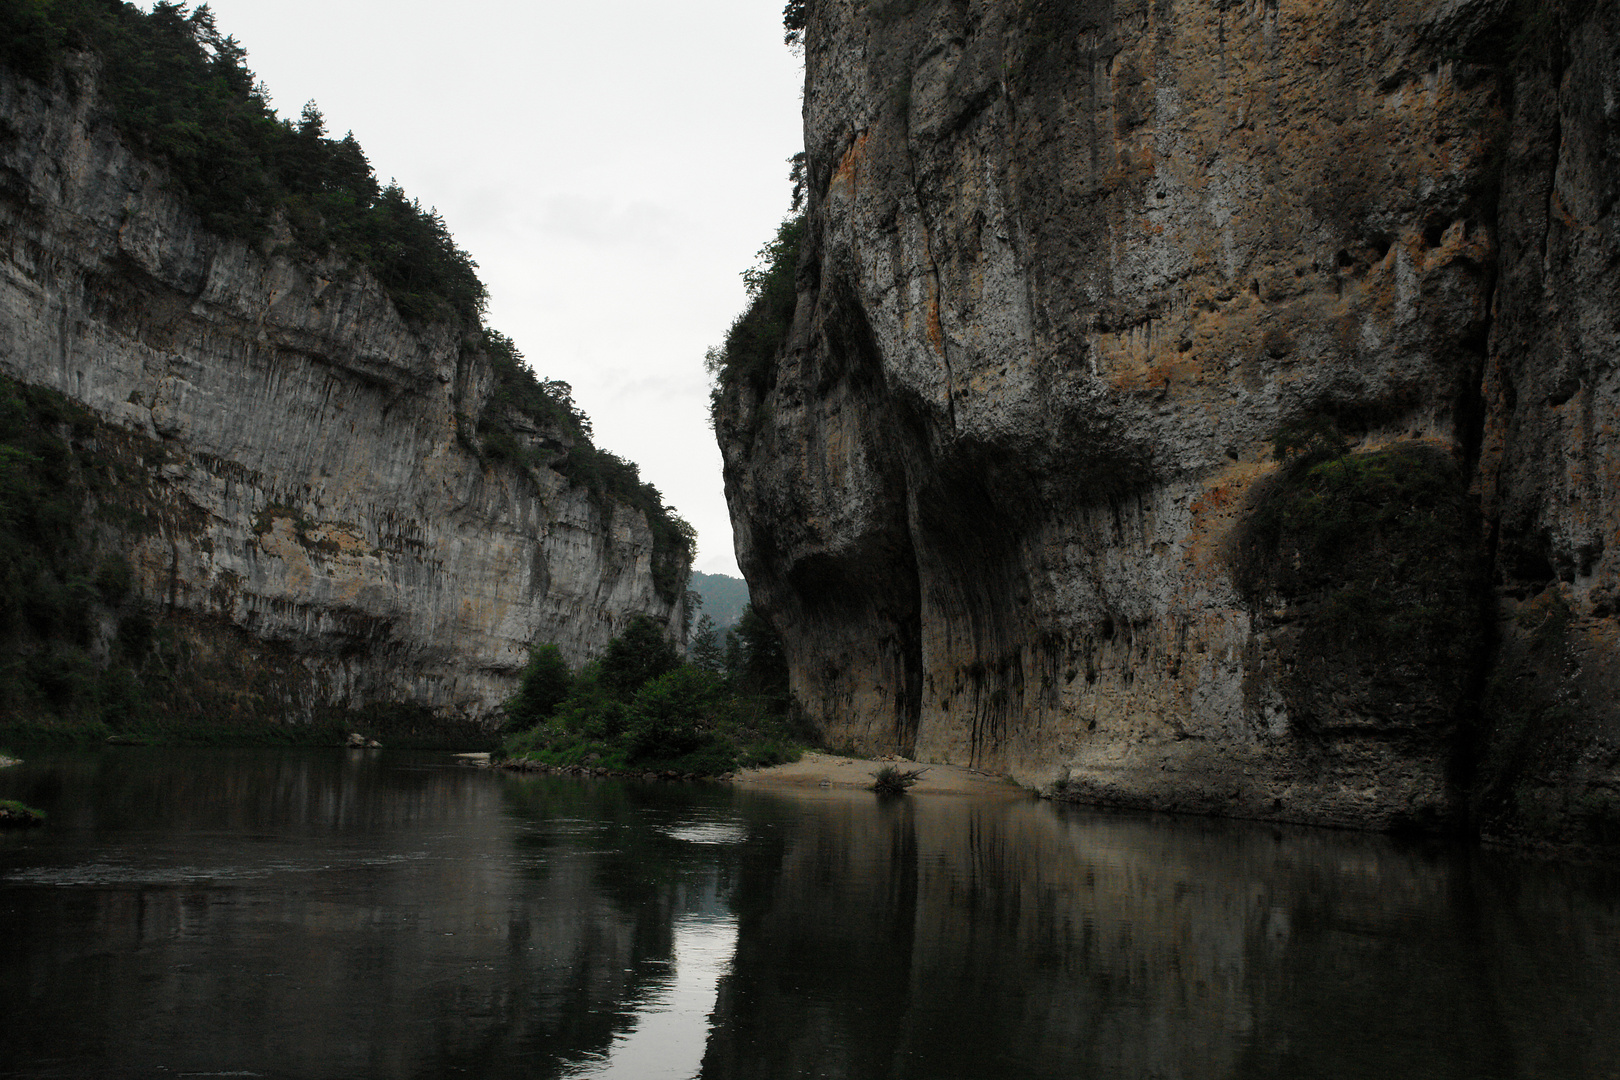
689 614 724 673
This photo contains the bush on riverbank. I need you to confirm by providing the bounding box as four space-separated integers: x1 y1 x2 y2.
500 610 806 776
0 798 46 827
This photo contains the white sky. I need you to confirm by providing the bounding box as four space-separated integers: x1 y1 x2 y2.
171 1 805 578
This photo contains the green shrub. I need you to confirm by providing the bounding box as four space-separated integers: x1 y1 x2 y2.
499 615 804 777
0 799 46 826
552 670 632 741
600 616 681 698
627 666 725 761
783 0 807 46
507 644 573 727
1231 430 1488 736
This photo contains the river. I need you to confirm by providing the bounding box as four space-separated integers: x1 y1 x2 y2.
1 748 1617 1079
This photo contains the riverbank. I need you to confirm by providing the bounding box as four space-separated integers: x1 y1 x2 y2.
0 799 45 826
0 711 500 752
732 752 1028 798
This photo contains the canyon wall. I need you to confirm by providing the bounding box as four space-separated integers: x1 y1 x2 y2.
717 0 1619 841
0 59 685 726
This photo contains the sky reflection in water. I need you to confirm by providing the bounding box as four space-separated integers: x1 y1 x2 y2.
566 913 740 1080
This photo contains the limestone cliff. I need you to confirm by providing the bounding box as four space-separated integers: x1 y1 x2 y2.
0 59 686 727
718 0 1619 842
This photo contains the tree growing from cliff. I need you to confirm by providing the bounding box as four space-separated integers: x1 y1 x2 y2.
728 604 790 702
706 212 804 418
783 0 808 46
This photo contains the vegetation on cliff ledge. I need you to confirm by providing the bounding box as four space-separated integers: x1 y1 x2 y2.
501 607 803 777
707 142 806 433
0 0 694 599
1 0 483 323
1232 420 1489 739
0 798 46 826
477 331 695 602
707 211 805 420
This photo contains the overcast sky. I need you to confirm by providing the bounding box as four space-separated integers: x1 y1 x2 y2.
169 0 805 578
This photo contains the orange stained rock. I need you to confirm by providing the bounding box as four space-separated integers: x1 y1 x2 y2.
831 131 869 196
927 292 945 356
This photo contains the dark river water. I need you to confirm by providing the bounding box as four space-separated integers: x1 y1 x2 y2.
1 749 1618 1080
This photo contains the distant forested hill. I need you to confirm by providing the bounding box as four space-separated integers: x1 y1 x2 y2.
690 572 749 630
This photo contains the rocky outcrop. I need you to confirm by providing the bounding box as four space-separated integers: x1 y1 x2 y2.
0 59 685 724
718 0 1619 842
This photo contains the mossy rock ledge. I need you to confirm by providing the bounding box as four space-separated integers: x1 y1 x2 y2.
0 800 46 828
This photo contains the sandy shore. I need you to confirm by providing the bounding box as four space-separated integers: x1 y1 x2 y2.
732 751 1029 799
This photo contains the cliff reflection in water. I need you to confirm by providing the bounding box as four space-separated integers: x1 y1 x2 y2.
1 750 1618 1079
708 790 1620 1080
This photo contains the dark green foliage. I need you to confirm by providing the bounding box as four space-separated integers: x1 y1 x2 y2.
689 571 749 630
707 213 805 414
1233 431 1488 735
627 666 725 761
549 669 631 742
871 764 925 795
0 0 66 84
783 0 807 46
1266 416 1352 475
0 379 111 696
788 151 808 213
500 609 803 777
0 375 193 737
688 613 724 672
600 615 681 698
346 184 485 323
1237 443 1481 630
507 644 573 728
0 0 484 323
480 329 591 442
729 603 790 702
0 798 46 826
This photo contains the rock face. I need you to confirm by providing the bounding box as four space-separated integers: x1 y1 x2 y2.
0 61 685 724
718 0 1620 841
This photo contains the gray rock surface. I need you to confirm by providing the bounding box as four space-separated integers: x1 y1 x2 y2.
718 0 1619 841
0 59 685 723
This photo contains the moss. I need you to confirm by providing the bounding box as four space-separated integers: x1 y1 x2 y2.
1232 437 1489 736
0 798 46 827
